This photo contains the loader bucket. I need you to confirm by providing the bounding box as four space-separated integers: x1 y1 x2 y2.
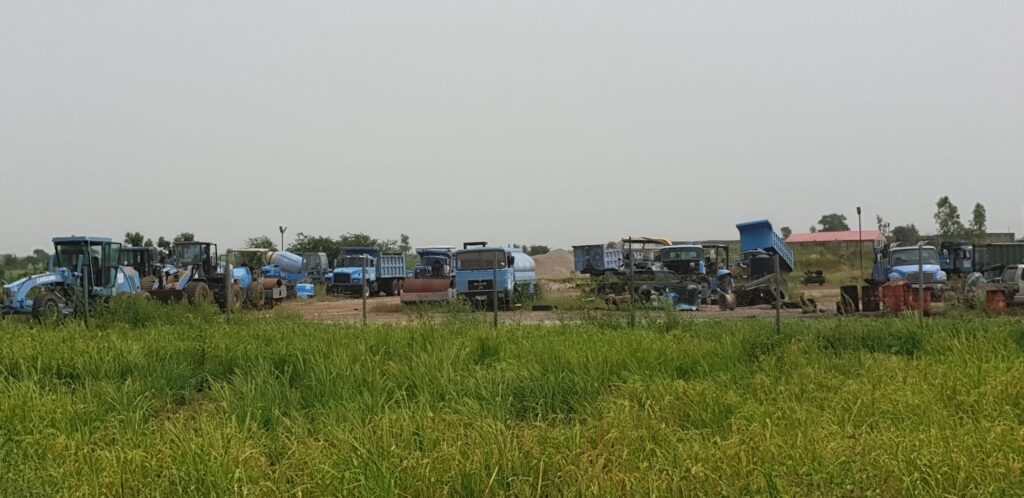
401 278 455 304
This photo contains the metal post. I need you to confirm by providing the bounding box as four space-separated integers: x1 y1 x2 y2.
918 243 924 324
628 237 636 328
361 256 368 326
82 254 89 328
857 207 863 278
492 251 499 328
279 226 287 252
774 253 781 335
224 250 232 322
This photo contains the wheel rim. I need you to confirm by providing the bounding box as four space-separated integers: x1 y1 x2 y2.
44 300 61 322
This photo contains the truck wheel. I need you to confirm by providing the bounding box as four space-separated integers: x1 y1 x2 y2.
246 282 265 310
229 285 244 310
184 282 213 305
32 292 66 324
383 280 395 297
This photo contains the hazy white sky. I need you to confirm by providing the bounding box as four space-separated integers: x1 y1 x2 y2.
2 0 1022 254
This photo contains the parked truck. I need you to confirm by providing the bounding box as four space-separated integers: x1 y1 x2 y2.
733 220 793 306
938 242 1024 277
454 242 537 309
402 247 456 304
2 236 142 322
658 243 734 310
572 244 623 276
327 247 406 297
868 243 948 296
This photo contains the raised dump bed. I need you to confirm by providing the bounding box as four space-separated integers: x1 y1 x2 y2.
736 219 794 272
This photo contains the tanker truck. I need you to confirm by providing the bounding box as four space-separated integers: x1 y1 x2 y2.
454 242 537 310
401 247 456 304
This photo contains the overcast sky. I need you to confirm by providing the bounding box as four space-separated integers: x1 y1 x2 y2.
2 0 1022 254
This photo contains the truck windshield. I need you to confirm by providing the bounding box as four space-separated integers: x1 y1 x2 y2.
339 256 372 267
457 251 507 270
662 247 703 260
175 245 207 265
890 248 939 266
55 243 99 270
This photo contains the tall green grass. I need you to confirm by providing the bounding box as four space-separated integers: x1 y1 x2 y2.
0 301 1022 495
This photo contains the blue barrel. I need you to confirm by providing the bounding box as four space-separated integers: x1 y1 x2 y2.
296 283 315 299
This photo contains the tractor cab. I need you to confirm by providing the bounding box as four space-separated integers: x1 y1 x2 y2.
172 242 218 279
122 246 163 278
52 237 131 292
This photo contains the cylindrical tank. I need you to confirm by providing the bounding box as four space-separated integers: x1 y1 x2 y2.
509 251 536 272
861 285 881 312
265 251 304 273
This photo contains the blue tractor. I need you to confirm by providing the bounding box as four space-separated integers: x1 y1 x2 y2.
2 236 142 322
454 242 537 310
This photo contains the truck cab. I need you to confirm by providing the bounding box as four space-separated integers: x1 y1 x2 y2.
660 244 706 276
454 243 537 309
871 244 948 291
939 242 974 275
999 265 1024 306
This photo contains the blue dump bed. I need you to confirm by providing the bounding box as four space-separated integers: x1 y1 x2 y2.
572 245 624 273
342 248 407 279
736 220 794 272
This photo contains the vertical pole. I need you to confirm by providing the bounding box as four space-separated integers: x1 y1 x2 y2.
82 251 90 328
857 207 863 278
774 253 781 335
918 243 924 324
628 238 635 328
492 251 499 328
224 250 232 322
361 256 368 326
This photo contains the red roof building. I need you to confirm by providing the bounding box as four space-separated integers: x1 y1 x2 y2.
786 230 885 245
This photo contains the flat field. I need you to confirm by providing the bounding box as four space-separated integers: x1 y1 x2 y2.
1 302 1022 496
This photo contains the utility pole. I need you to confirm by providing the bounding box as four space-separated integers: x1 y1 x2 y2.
224 250 232 322
628 237 636 328
492 251 499 328
857 207 863 278
774 253 781 335
918 242 925 324
361 255 368 326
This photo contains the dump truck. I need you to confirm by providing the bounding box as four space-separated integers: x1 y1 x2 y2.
572 244 623 276
454 242 537 309
733 220 792 306
869 243 948 295
402 247 456 304
2 236 142 322
327 247 406 297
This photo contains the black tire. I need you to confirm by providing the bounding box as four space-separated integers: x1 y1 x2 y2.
184 282 213 305
246 282 265 310
32 292 65 324
230 285 244 310
383 280 396 297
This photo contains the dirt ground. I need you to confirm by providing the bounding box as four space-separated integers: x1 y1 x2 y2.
280 282 839 324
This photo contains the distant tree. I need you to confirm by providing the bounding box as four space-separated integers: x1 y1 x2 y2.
876 215 891 238
156 236 171 250
809 226 817 233
969 202 987 238
816 213 850 232
339 233 378 248
173 232 196 243
245 235 277 250
288 233 343 257
399 234 412 255
31 249 49 265
526 245 551 256
0 254 17 268
780 227 792 239
890 224 921 244
124 231 145 247
605 241 618 249
933 196 966 239
143 238 154 248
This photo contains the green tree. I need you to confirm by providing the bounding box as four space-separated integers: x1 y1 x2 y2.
156 236 171 250
969 202 987 237
890 224 920 244
245 235 277 250
876 215 891 237
288 233 343 257
143 238 154 248
933 196 965 239
399 234 412 255
809 226 817 233
816 213 850 232
780 227 792 239
124 231 145 247
31 249 50 266
526 245 551 256
173 232 196 243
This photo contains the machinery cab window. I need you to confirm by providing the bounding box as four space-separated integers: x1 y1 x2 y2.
456 250 508 271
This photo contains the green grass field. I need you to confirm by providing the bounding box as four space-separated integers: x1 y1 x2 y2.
1 302 1023 496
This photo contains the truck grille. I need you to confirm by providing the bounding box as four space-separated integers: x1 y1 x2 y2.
334 274 351 284
468 279 493 291
906 272 935 284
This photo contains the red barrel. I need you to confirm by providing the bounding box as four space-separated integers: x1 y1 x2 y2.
986 289 1007 313
908 288 933 316
881 282 908 313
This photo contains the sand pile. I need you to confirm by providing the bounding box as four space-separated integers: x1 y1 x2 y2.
533 249 576 280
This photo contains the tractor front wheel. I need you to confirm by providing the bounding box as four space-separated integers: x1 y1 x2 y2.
246 282 265 310
32 292 66 324
184 282 214 305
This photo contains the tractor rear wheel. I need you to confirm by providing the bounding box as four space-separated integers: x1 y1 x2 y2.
246 282 265 310
32 292 66 324
184 282 213 305
229 285 244 310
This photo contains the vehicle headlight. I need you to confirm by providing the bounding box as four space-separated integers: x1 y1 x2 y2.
937 273 948 282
